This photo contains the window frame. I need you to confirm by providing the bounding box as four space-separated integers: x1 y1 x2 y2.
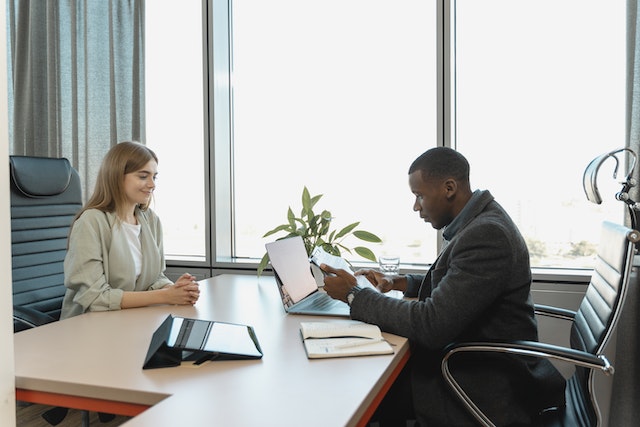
203 0 450 273
194 0 606 283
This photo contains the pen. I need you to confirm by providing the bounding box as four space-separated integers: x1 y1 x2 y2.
333 338 386 350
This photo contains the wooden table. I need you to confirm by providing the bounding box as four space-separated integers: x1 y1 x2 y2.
14 274 410 426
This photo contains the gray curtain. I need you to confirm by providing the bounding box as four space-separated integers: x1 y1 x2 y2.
6 0 145 199
608 1 640 425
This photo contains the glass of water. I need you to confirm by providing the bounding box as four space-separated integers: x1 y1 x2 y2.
379 256 400 275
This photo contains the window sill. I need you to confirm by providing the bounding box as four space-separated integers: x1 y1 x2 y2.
166 258 594 285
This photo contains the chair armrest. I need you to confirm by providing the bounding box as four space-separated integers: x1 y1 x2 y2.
443 340 612 374
13 305 57 332
534 304 576 321
441 340 613 427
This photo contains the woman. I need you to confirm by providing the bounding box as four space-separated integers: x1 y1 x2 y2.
61 141 200 319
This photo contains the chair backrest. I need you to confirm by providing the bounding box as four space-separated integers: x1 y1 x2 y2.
10 156 83 331
566 220 638 426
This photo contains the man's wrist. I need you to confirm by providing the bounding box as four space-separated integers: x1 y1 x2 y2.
387 276 395 290
346 286 362 306
392 275 408 293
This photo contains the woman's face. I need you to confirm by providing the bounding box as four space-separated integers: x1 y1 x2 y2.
123 160 158 208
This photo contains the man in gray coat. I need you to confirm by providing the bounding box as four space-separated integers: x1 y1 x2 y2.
322 147 566 426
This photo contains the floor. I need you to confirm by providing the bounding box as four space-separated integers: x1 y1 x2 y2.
16 402 130 427
15 402 416 426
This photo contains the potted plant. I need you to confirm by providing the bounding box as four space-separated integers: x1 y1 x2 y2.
257 187 382 276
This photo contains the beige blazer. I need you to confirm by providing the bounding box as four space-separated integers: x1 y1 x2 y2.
61 207 172 319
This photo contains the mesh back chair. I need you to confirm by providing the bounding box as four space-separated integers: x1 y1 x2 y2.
440 221 639 427
10 155 83 331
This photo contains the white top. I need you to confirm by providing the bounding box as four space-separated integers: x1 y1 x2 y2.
122 221 142 278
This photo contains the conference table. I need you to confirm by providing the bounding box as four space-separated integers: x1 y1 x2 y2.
14 274 410 426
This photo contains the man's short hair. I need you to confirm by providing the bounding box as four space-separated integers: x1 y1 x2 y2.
408 147 470 183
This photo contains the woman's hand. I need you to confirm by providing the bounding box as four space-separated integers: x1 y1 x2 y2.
165 273 200 305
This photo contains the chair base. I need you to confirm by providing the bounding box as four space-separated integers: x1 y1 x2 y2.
41 406 69 425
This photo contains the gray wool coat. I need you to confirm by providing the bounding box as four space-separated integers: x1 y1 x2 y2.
351 190 566 426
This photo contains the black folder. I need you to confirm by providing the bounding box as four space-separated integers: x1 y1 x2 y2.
143 315 263 369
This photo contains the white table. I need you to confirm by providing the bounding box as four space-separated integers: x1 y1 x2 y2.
15 274 410 426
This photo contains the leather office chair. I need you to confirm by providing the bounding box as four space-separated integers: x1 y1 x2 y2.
10 155 90 426
10 155 83 331
440 220 639 427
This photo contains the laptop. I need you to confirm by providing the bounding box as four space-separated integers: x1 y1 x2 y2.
265 236 350 317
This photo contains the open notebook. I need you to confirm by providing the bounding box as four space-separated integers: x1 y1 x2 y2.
265 236 350 317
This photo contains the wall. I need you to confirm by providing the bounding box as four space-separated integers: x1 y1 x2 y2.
0 0 17 425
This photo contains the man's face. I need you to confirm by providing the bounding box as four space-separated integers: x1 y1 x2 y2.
408 170 453 230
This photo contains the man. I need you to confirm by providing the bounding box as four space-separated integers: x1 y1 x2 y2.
322 147 566 426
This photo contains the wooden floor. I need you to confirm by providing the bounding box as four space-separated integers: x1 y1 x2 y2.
16 402 131 427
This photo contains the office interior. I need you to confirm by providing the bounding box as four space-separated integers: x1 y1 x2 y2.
3 1 640 426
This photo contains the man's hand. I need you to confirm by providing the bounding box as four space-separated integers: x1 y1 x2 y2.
354 269 394 293
320 264 357 303
356 269 407 293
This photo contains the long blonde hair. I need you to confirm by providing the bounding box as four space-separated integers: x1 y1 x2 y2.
74 141 159 224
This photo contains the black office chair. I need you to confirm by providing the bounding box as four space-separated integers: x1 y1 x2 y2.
10 155 83 330
440 220 639 427
10 155 94 426
582 147 640 232
440 148 640 427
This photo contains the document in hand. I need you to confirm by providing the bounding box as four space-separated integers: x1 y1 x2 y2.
309 246 377 290
300 320 394 359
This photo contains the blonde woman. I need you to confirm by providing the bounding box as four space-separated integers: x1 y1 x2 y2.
61 141 199 319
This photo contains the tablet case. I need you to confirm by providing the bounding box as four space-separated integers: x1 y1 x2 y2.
143 315 263 369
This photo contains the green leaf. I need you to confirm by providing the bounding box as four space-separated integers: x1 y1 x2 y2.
263 223 292 237
309 214 321 230
320 211 332 227
320 210 332 220
353 230 382 243
309 194 322 209
296 223 308 236
337 244 353 255
354 246 377 262
325 244 341 256
302 187 311 207
303 240 314 256
302 187 314 218
257 253 270 276
335 222 359 239
319 221 331 238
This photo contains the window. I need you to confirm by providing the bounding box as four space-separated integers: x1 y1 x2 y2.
228 0 439 266
454 0 626 269
145 1 207 262
148 0 626 273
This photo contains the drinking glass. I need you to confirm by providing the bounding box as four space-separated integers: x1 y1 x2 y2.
379 256 400 275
